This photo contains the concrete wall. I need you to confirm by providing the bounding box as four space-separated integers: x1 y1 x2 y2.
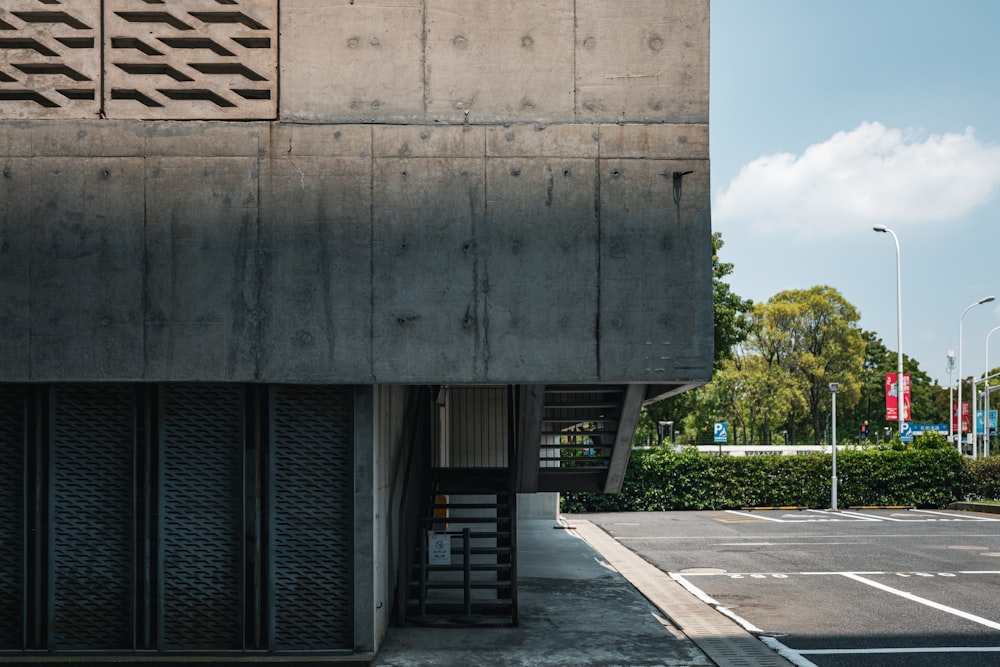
371 384 410 650
0 0 713 386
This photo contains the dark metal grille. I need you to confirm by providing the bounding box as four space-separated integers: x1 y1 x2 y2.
158 385 244 650
49 385 135 650
0 387 25 649
268 385 354 650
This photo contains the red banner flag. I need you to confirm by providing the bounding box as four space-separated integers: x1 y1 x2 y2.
885 373 911 421
952 401 970 434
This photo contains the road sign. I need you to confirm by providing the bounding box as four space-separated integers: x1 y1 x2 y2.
900 421 913 443
714 422 728 443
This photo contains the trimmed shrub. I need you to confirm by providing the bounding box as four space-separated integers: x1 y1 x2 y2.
560 447 968 512
965 456 1000 500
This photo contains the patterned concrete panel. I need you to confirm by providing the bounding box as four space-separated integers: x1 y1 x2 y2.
0 1 101 119
104 0 277 119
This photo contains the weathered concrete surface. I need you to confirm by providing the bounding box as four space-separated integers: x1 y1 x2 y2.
0 119 711 384
281 0 708 125
0 0 712 386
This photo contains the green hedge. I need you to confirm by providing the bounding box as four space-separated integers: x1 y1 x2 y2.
965 456 1000 500
560 447 970 512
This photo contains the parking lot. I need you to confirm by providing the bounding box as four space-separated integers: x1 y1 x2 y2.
580 509 1000 666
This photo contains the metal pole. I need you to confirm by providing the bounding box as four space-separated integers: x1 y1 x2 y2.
947 350 955 444
987 328 1000 457
874 226 905 440
830 383 839 511
959 297 995 456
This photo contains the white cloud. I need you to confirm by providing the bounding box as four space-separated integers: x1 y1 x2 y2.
713 122 1000 236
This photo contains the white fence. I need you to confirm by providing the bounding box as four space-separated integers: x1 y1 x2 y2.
692 445 847 456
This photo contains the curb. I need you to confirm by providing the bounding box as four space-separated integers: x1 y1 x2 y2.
947 501 1000 515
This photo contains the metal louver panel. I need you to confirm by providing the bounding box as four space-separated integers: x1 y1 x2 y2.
268 385 354 650
158 385 244 651
49 385 135 650
0 387 25 649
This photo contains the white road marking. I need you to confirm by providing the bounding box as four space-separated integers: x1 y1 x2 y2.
915 509 1000 521
673 572 819 667
807 509 882 522
841 572 1000 630
714 542 857 546
759 636 819 667
799 646 1000 655
845 510 914 522
725 510 787 522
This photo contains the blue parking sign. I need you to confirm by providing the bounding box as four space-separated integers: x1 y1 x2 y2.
900 422 913 443
714 422 728 443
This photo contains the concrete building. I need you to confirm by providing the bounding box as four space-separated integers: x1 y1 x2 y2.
0 0 712 660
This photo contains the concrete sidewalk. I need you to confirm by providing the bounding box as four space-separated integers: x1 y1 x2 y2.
371 518 791 667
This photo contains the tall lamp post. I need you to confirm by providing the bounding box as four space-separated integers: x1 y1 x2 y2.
986 327 1000 457
959 296 996 456
873 225 905 438
830 382 839 511
946 350 955 442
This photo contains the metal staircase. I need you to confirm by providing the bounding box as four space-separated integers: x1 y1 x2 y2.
401 383 646 627
407 468 516 626
519 384 645 493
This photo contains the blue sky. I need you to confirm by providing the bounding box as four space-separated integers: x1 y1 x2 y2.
710 0 1000 386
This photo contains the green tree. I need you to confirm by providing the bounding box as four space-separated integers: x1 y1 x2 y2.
705 350 800 445
711 232 754 368
749 286 865 444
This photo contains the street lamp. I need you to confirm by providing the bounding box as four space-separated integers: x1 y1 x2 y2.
829 382 839 511
873 225 905 439
959 296 996 456
946 350 955 442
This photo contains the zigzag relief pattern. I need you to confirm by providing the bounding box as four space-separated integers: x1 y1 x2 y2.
0 0 276 119
105 0 276 119
0 0 101 118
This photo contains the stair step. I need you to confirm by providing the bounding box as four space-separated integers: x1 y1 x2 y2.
417 582 514 590
430 502 509 510
414 563 513 573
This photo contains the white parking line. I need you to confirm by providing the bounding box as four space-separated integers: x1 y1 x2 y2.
726 508 1000 523
807 509 882 521
914 509 1000 521
672 572 819 667
836 510 915 522
799 646 1000 655
841 572 1000 630
725 510 787 522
